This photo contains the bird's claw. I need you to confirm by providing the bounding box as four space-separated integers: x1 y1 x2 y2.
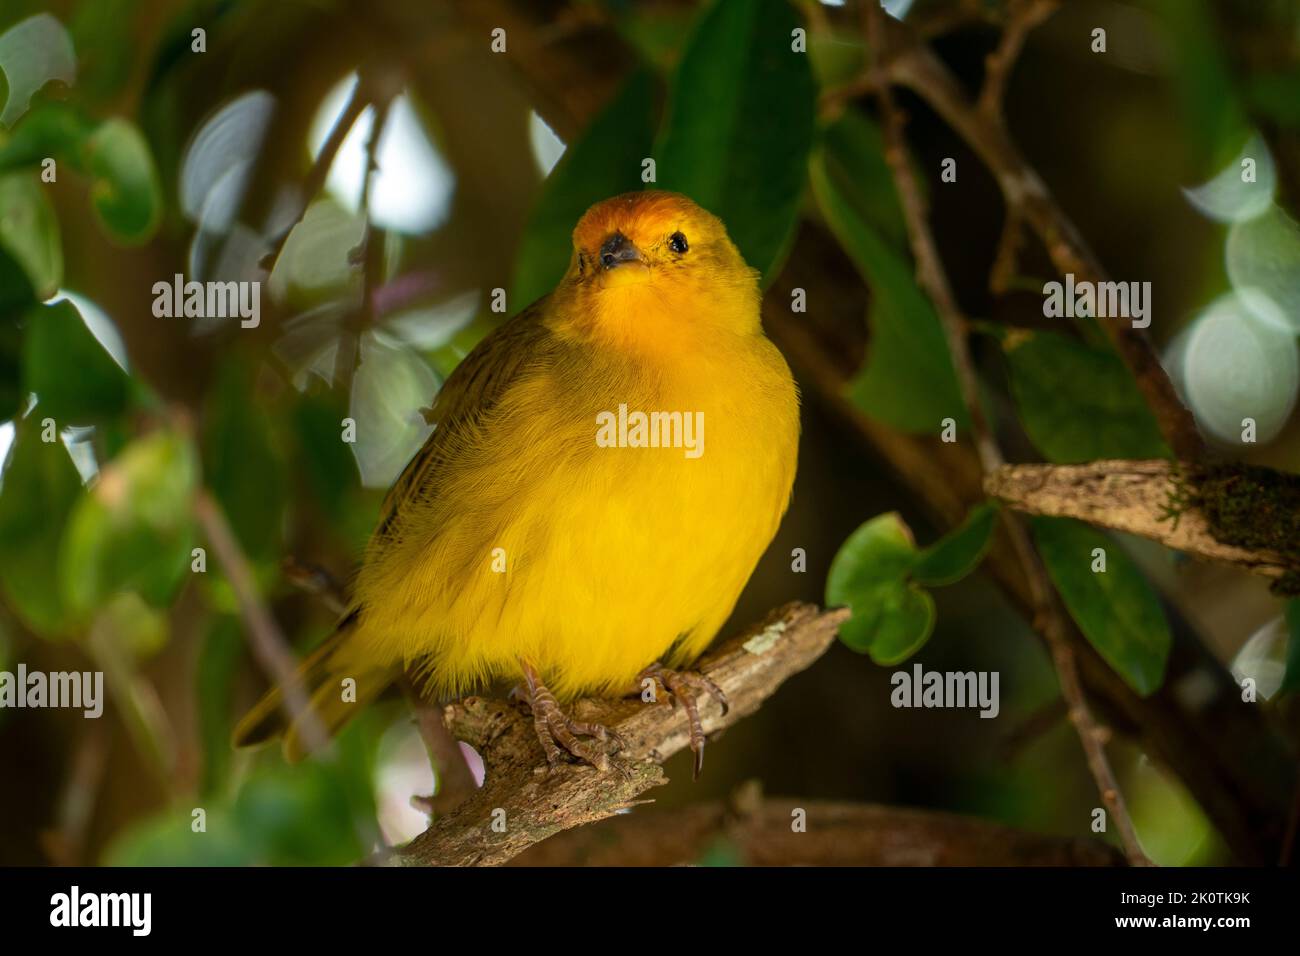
516 663 623 772
637 662 729 779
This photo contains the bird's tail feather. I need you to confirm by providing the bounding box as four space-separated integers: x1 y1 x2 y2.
231 611 394 762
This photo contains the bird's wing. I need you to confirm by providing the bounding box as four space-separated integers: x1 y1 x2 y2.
371 297 555 545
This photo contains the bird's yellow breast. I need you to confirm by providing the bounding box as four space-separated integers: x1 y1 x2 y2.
348 319 798 701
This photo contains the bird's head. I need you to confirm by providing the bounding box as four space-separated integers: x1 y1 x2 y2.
553 191 761 348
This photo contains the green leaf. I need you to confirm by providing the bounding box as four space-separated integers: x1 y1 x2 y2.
817 111 908 254
69 0 136 102
826 512 935 664
0 170 61 297
59 428 198 616
0 419 82 633
512 68 656 309
1003 330 1170 463
1280 600 1300 697
656 0 815 281
0 101 95 173
202 360 286 560
1032 516 1172 696
1153 0 1248 172
104 805 256 866
810 149 966 433
0 13 76 129
232 761 370 865
914 502 998 587
198 616 244 796
22 299 129 424
83 118 162 243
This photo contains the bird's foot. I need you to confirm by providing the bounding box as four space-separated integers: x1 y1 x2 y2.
637 662 729 779
517 661 623 772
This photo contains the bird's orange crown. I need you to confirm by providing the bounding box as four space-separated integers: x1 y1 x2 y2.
552 191 761 349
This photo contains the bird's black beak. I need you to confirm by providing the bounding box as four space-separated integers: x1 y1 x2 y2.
599 231 643 269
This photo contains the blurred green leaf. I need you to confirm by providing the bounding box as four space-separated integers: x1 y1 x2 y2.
913 501 998 587
1244 70 1300 127
22 299 129 424
0 419 81 633
1032 516 1171 696
818 111 908 253
59 427 198 616
826 512 935 663
1154 0 1249 172
0 101 95 172
84 118 162 243
349 332 436 489
69 0 136 102
198 617 243 796
202 360 286 560
1003 330 1169 463
656 0 815 280
810 150 966 433
512 67 656 308
105 806 256 866
268 198 364 308
232 761 369 866
292 385 376 551
0 13 76 129
0 171 61 297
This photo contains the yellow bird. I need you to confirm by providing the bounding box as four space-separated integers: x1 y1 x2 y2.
234 191 799 774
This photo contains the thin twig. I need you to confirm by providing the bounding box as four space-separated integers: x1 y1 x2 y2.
335 92 395 389
194 490 328 753
865 2 1150 868
260 75 372 272
827 10 1204 461
400 677 480 817
976 0 1060 121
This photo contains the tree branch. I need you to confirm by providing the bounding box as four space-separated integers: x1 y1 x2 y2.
509 794 1125 867
985 460 1295 579
865 11 1204 462
864 1 1148 867
195 489 328 753
976 0 1060 120
399 603 848 866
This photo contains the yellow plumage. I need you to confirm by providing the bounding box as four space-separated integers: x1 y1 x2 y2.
234 190 799 760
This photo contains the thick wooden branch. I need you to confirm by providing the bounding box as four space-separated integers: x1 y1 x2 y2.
986 460 1293 579
509 796 1125 867
399 603 848 867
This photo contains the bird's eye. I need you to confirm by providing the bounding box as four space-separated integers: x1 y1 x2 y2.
668 232 688 254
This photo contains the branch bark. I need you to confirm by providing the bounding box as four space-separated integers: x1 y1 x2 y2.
509 795 1126 867
399 603 848 866
986 460 1295 579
